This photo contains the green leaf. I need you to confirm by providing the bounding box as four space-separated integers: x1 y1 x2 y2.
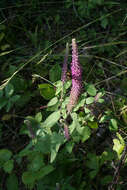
0 90 3 98
98 98 104 103
86 97 94 104
0 97 7 109
22 171 36 185
77 126 91 142
28 154 44 172
101 18 108 29
89 170 98 179
50 132 64 162
86 84 97 96
113 139 124 158
49 64 61 82
38 83 55 100
86 153 99 171
42 111 60 128
6 101 12 112
35 135 51 154
64 80 71 90
109 119 118 131
1 44 10 51
5 83 14 98
88 121 98 129
116 132 125 145
69 113 79 134
101 175 112 185
6 173 18 190
10 95 20 103
0 149 12 162
54 80 63 95
0 32 5 42
100 150 115 166
65 141 74 154
47 97 58 107
35 112 42 122
3 159 14 173
37 165 54 180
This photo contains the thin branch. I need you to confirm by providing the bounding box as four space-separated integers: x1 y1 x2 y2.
108 144 127 190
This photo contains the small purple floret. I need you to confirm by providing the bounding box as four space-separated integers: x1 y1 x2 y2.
67 38 82 113
64 124 70 140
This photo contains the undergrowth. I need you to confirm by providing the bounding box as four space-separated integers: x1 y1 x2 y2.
0 0 127 190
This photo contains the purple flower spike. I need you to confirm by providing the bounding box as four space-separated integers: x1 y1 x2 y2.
64 124 70 140
67 38 82 113
61 43 69 83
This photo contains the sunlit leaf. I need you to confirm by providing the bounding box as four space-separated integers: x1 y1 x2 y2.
35 112 42 122
42 111 60 128
86 97 94 104
38 83 55 100
109 119 118 131
86 84 97 96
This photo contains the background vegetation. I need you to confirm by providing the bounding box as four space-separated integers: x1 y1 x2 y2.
0 0 127 189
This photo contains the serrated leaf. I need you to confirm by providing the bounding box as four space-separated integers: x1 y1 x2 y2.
42 111 60 128
86 84 97 96
86 97 94 104
6 173 18 190
3 159 14 173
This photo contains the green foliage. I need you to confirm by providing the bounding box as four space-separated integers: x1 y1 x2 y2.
6 173 18 190
0 83 20 111
49 63 61 82
0 0 127 189
38 83 55 100
3 159 14 173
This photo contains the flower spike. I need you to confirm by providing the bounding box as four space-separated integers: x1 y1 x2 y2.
67 38 82 113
